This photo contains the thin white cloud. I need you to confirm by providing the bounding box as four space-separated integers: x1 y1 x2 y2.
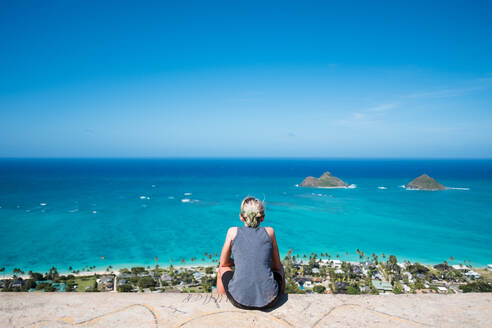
340 103 396 126
352 112 365 120
406 86 481 99
475 76 492 83
335 75 492 133
368 103 397 112
407 78 492 99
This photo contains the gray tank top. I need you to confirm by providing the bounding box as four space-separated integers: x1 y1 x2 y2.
228 226 279 307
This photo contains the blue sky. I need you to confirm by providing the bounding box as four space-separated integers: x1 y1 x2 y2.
1 0 491 158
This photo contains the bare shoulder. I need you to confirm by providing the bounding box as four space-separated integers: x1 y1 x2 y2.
264 226 275 238
227 227 238 240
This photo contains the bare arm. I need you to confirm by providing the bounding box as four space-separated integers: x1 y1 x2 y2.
216 228 236 295
266 227 285 293
268 228 282 271
219 227 236 267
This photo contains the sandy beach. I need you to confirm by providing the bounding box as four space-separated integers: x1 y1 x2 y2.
2 264 215 280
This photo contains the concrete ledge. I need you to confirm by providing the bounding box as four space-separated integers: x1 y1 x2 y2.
1 293 491 327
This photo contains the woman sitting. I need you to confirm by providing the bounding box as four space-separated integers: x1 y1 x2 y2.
217 196 285 310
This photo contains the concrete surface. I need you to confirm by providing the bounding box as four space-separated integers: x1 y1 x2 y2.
1 293 491 327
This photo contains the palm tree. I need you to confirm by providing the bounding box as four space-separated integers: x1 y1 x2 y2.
154 263 159 276
13 268 21 277
48 267 58 280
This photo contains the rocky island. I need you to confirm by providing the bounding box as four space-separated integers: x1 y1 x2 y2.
405 174 446 191
300 171 349 188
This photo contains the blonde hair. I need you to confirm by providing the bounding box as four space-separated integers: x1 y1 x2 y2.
240 196 265 228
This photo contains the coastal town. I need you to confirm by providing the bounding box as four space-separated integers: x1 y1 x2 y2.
1 250 491 295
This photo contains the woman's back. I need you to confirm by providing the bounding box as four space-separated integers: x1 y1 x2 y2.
227 226 279 307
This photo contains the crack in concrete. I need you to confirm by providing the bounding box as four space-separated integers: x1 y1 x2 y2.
24 303 160 328
311 303 430 327
161 305 187 314
173 309 293 327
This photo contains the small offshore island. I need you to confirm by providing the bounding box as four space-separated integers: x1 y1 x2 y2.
299 171 450 191
299 171 352 188
405 174 446 191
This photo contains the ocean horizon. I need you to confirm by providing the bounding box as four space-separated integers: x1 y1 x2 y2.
1 158 491 274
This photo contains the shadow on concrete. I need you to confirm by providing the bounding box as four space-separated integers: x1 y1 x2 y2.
261 293 289 312
226 293 289 312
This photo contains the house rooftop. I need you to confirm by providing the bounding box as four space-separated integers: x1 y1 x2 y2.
372 280 392 291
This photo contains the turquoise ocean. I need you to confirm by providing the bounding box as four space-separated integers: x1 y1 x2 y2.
0 158 491 273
